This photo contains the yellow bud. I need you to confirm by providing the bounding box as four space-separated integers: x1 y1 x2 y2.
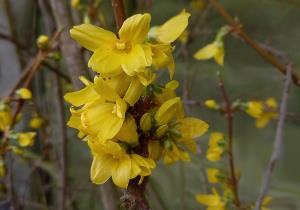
204 99 218 109
0 159 5 177
17 132 36 147
155 124 168 137
0 108 12 131
16 88 32 100
140 113 152 132
29 117 43 129
37 35 49 49
71 0 80 8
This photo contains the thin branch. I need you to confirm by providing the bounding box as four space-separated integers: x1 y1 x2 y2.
0 32 25 49
217 75 241 208
255 65 293 210
43 62 71 83
208 0 300 87
49 0 89 90
111 0 126 30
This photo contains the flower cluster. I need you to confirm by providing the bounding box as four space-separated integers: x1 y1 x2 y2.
64 11 209 188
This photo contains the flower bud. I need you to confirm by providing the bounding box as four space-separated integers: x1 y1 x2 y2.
155 124 168 137
37 35 49 49
140 113 152 132
16 88 32 100
204 99 218 109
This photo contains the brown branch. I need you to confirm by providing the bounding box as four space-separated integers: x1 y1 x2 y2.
111 0 126 30
208 0 300 87
255 65 293 210
217 75 241 208
0 32 25 49
49 0 89 90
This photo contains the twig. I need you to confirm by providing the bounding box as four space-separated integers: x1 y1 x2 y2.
0 32 25 50
208 0 300 87
111 0 126 30
43 62 71 83
217 75 241 208
49 0 89 90
53 75 68 210
255 65 293 210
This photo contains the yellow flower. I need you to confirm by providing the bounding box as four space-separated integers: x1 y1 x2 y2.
163 142 190 165
17 132 36 147
155 97 182 126
194 41 224 66
148 140 163 161
71 0 80 8
206 168 220 183
0 107 12 131
37 35 49 49
196 188 226 210
89 140 155 188
70 14 151 76
261 196 272 210
206 132 225 162
29 117 43 129
246 101 263 118
204 99 218 109
16 88 32 100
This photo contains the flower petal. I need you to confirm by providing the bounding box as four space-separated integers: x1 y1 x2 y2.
111 155 132 188
90 155 113 184
194 43 218 60
70 24 117 51
119 13 151 44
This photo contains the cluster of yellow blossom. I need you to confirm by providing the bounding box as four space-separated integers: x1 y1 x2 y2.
64 11 209 188
245 97 278 128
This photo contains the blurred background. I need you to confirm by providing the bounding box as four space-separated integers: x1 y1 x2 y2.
0 0 299 209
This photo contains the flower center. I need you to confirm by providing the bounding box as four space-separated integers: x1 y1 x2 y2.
116 41 126 50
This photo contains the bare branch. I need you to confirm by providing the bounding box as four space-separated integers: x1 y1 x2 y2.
255 65 293 210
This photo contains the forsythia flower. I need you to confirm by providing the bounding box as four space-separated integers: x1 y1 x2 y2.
29 117 44 129
17 132 36 147
89 140 155 188
245 98 278 128
206 132 225 162
194 26 230 66
207 168 220 183
65 11 209 189
196 188 226 210
0 106 12 131
16 88 32 100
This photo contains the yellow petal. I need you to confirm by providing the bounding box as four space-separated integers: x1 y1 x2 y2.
123 77 144 106
195 193 221 206
256 115 270 128
64 85 99 106
154 10 190 43
266 98 277 108
29 117 43 129
88 48 123 75
70 24 117 51
194 43 218 60
90 155 113 184
121 45 149 76
214 44 224 66
148 140 162 161
111 155 132 188
102 73 131 97
93 76 120 101
137 70 156 86
179 117 209 139
165 80 179 90
246 101 263 118
81 103 124 139
119 13 151 44
116 115 138 145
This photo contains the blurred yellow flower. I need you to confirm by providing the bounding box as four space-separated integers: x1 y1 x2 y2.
71 0 80 8
204 99 218 109
196 188 226 210
207 168 220 183
194 41 224 66
0 107 12 131
17 132 36 147
16 88 32 100
246 101 263 118
29 117 43 129
206 132 225 162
